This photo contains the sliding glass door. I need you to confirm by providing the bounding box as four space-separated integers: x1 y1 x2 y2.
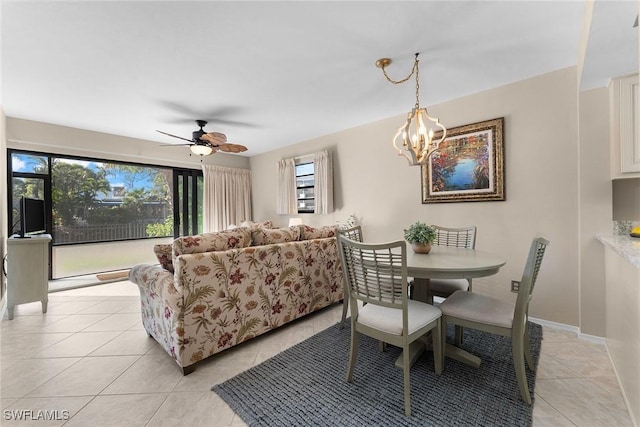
173 169 203 237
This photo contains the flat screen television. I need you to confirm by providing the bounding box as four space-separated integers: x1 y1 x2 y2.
19 197 46 237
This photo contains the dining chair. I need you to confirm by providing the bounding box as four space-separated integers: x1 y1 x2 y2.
429 225 477 300
409 225 476 345
438 237 549 405
337 234 443 416
337 225 363 328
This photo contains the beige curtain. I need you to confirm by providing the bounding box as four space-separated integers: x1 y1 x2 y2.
276 158 297 215
314 150 333 214
202 165 252 232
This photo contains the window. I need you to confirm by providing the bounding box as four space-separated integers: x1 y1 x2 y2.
10 153 49 236
278 151 332 216
295 162 315 213
8 150 202 245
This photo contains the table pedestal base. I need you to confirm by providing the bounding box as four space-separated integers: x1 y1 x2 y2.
443 343 481 368
394 340 426 369
411 278 433 305
394 337 482 370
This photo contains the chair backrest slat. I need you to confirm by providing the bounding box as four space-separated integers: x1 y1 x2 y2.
514 237 549 327
337 235 407 309
338 225 363 243
432 225 477 249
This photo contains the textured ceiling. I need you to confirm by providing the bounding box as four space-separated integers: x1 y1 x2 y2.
1 1 637 156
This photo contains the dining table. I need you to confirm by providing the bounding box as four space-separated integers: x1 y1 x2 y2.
396 243 506 369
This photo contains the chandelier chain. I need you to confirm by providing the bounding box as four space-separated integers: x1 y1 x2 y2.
380 59 418 85
414 58 420 109
380 54 422 109
382 53 420 85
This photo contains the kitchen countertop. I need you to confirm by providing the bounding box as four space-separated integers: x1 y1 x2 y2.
597 234 640 269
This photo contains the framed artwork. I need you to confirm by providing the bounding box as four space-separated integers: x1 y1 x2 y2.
421 117 505 203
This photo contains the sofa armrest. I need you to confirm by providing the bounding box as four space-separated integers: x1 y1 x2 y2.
130 264 183 312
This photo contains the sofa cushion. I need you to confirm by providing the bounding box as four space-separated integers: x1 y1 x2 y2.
153 243 174 273
251 226 301 245
301 225 337 240
240 220 274 230
173 228 252 256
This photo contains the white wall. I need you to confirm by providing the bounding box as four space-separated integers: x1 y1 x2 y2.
251 67 585 327
578 86 611 337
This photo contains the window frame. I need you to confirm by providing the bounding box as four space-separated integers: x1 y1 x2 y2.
295 160 315 214
7 149 202 246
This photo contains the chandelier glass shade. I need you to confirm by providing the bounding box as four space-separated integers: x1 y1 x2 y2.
377 54 447 166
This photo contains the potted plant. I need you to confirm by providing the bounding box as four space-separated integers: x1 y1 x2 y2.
404 221 436 254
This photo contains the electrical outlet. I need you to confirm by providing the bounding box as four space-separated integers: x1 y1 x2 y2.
511 280 520 293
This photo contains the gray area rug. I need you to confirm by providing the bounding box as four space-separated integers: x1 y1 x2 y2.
212 321 542 426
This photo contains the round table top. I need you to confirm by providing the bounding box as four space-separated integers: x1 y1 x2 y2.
405 243 506 280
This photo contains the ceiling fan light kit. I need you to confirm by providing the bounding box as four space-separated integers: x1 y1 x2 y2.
190 143 214 156
156 120 248 157
376 53 447 166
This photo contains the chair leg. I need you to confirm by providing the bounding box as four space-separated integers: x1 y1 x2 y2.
454 325 464 346
433 319 443 375
441 316 448 370
340 297 349 329
378 341 387 352
403 341 411 416
455 279 472 346
346 328 359 382
523 324 535 371
512 333 532 405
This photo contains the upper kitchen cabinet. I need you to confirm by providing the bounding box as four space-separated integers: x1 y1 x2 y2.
610 74 640 179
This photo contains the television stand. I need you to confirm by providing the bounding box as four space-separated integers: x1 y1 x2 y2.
7 234 51 320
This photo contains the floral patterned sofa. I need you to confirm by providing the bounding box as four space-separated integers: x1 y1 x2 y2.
129 223 343 374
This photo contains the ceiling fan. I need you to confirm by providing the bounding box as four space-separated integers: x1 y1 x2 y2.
156 120 248 156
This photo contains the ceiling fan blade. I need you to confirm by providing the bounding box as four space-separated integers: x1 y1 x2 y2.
156 129 194 142
158 101 240 117
199 133 247 153
204 118 258 128
216 143 248 153
200 132 227 145
158 101 256 127
159 143 193 147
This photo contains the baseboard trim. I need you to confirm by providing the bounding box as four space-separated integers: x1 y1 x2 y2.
528 316 606 345
577 331 607 345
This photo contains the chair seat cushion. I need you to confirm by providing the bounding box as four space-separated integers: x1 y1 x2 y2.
358 300 441 335
429 278 469 295
439 291 514 329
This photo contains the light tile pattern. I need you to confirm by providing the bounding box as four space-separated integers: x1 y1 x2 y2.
0 281 634 426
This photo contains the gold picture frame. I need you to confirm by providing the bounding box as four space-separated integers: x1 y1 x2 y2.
421 117 505 203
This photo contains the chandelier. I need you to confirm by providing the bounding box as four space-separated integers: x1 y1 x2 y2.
376 53 447 166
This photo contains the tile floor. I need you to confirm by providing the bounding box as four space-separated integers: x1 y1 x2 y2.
0 281 634 426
